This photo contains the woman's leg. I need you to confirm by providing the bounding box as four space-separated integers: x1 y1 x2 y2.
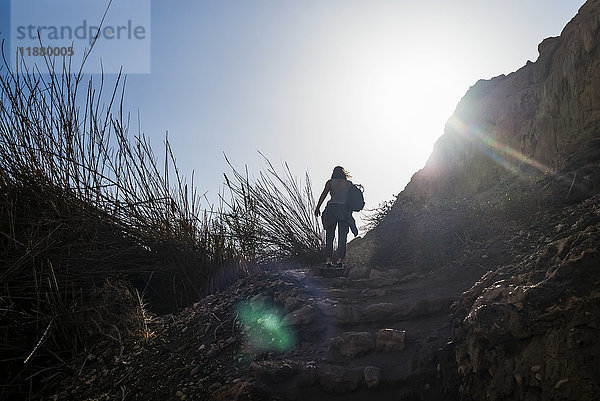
336 221 350 261
325 225 335 262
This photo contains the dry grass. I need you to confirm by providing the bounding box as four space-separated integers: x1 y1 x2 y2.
0 37 326 398
361 195 398 231
223 153 324 265
0 44 246 398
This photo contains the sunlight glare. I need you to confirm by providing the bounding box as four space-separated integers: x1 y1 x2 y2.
447 116 552 175
346 43 468 174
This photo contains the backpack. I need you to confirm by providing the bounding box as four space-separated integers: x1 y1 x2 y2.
346 182 365 212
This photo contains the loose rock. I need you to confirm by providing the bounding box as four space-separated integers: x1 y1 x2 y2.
330 332 374 358
376 329 406 352
281 305 314 326
364 366 382 390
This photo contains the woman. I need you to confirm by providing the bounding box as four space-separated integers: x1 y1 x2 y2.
314 166 358 268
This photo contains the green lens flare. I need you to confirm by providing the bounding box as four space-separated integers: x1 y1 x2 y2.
237 302 295 352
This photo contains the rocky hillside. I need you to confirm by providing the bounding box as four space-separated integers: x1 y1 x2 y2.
45 195 600 401
408 0 600 201
349 0 600 399
349 0 600 271
451 195 600 401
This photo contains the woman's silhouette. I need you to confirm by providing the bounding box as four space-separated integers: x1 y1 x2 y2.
314 166 358 268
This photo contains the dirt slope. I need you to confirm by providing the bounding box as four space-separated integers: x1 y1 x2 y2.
44 194 599 401
47 262 475 400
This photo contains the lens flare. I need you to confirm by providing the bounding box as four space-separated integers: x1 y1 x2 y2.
237 302 296 352
447 116 551 175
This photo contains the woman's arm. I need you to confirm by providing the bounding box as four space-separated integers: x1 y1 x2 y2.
314 180 331 217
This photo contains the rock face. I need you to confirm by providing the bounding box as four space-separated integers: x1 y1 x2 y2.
451 196 600 401
348 0 600 270
406 0 600 201
376 329 406 352
348 1 600 400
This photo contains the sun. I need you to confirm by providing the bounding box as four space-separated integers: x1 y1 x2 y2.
338 42 467 175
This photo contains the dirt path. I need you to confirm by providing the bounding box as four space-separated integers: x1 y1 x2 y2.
50 262 485 401
236 263 484 400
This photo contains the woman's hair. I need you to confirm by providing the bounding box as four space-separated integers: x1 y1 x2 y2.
331 166 351 179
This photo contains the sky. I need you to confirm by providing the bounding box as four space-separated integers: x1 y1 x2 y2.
0 0 588 230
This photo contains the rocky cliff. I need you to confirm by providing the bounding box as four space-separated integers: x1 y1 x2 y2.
451 195 600 400
351 0 600 272
349 1 600 400
406 0 600 201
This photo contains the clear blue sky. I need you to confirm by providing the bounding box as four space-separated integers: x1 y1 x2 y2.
0 0 587 229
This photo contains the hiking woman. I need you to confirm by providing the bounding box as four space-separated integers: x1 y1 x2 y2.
314 166 358 268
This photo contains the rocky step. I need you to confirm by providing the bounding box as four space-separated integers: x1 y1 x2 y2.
313 265 420 281
247 360 398 395
258 284 453 328
244 329 437 397
329 329 405 359
244 268 455 351
314 298 453 325
311 266 424 288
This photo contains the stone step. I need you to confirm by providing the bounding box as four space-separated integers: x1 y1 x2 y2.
250 359 397 395
314 301 435 325
274 293 453 330
248 329 407 395
329 329 406 359
319 268 425 290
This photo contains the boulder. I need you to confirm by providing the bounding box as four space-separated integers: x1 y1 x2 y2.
330 332 374 358
376 329 406 352
281 305 314 326
364 366 382 390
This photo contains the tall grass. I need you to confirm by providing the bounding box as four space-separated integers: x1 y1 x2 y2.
223 153 324 265
0 35 325 399
0 45 244 398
